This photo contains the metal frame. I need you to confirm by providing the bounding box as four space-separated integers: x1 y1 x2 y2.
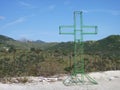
59 11 98 85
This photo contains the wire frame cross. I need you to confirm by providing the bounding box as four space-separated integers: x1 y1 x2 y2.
59 11 98 85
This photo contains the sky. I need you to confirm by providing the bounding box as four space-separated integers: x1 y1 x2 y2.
0 0 120 42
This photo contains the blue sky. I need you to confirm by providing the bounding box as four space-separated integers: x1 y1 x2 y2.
0 0 120 42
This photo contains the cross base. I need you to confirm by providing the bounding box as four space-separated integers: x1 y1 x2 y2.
63 73 98 86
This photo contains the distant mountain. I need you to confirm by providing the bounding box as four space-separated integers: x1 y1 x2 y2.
0 34 56 50
33 40 45 43
18 38 45 43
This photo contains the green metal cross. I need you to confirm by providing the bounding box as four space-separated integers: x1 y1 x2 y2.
59 11 98 85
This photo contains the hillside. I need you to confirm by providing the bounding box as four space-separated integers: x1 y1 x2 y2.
47 35 120 59
0 34 119 77
0 35 14 41
45 35 120 73
84 35 120 59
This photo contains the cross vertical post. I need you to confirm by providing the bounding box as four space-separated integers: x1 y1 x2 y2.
59 11 98 85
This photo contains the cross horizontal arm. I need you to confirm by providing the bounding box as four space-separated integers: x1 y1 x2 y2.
59 25 74 35
82 25 97 28
82 25 98 35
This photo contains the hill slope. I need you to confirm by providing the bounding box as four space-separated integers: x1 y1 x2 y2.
0 35 14 41
47 35 120 59
0 34 119 77
84 35 120 59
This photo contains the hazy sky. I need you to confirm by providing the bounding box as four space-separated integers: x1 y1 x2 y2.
0 0 120 42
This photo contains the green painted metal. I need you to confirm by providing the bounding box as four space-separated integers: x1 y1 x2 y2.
59 11 98 85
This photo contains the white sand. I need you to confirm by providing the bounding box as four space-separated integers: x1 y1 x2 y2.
0 70 120 90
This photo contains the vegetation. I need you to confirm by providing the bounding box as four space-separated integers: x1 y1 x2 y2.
0 35 119 78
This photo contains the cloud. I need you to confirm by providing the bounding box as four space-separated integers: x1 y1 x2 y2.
64 0 71 5
2 17 25 28
17 0 36 9
19 1 31 7
0 16 5 20
81 10 89 13
96 9 120 16
107 10 120 16
84 9 120 16
0 14 35 29
48 5 56 10
6 17 25 25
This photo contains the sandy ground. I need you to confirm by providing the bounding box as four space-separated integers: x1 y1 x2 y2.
0 70 120 90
